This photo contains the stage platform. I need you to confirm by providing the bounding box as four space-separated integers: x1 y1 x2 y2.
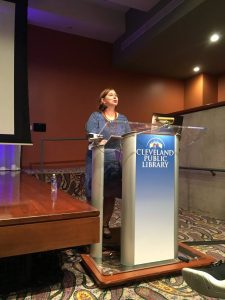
0 171 99 258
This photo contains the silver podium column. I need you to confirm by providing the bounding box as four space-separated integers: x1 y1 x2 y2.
121 132 136 265
90 145 104 259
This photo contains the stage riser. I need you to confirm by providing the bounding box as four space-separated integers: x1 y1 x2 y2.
0 217 99 258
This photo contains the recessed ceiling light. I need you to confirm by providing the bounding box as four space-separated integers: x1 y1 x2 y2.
193 66 200 72
209 33 220 43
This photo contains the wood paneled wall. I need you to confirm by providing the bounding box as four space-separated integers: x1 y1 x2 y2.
22 25 184 168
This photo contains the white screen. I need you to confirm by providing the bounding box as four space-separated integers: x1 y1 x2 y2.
0 0 15 134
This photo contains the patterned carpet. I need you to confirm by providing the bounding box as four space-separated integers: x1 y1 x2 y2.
32 170 86 200
1 171 224 299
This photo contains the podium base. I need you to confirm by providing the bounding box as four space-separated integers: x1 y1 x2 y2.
81 228 215 287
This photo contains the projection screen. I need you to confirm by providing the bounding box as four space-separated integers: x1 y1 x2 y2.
0 0 15 135
0 0 31 144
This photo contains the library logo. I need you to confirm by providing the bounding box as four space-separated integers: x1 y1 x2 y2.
136 137 174 168
148 137 165 149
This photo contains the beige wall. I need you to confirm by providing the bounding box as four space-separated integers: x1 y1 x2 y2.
179 106 225 219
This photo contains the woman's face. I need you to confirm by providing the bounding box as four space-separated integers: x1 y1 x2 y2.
101 90 118 108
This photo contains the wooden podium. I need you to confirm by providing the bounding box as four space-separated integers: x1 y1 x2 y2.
82 122 214 287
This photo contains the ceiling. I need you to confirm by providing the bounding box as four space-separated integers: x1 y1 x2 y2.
27 0 225 79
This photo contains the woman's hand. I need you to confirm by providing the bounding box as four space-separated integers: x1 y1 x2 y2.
99 139 107 145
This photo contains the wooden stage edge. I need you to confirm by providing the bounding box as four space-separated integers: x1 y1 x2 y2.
81 242 215 288
0 172 99 258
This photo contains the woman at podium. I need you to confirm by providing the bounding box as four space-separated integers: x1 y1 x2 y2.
85 88 130 238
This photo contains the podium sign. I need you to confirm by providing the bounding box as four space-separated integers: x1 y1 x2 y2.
121 133 178 266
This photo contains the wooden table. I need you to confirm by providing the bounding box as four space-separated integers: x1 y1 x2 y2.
0 172 99 258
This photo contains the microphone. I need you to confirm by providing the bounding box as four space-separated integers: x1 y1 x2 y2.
88 133 103 139
88 133 104 145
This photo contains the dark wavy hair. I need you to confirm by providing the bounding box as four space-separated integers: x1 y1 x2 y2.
98 88 115 112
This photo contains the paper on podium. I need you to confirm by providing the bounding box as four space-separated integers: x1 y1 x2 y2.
104 135 122 149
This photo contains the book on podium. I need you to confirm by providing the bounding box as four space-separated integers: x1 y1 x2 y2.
104 135 122 149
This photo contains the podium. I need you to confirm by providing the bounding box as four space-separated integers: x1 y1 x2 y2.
121 131 178 266
82 122 214 287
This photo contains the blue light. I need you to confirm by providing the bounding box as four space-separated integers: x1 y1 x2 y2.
0 145 21 170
